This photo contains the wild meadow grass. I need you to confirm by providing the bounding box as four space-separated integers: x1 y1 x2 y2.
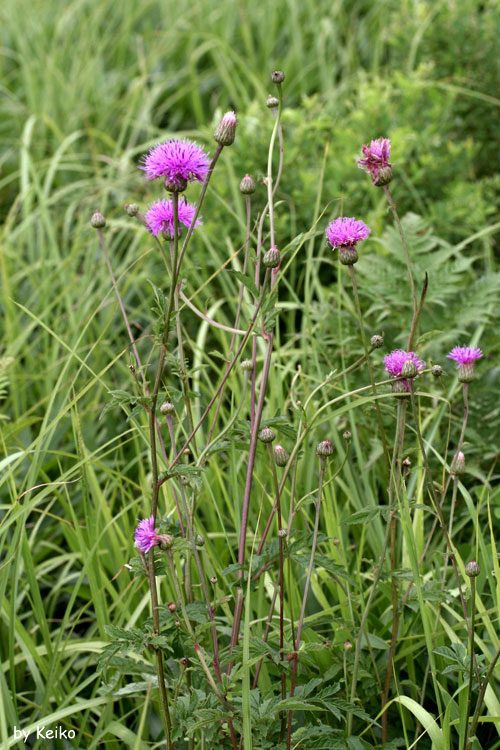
1 1 500 748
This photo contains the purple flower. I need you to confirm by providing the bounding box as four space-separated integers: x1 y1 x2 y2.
384 349 425 391
325 217 371 249
134 516 160 553
140 138 211 187
144 199 201 238
358 138 392 184
447 346 483 383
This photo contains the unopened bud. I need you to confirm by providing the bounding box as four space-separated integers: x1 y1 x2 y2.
316 439 334 457
241 358 253 372
333 537 340 546
214 111 237 146
344 640 353 651
343 430 352 441
180 657 188 666
465 560 480 578
278 528 287 538
125 203 139 217
271 70 285 84
164 176 187 193
168 602 177 613
158 534 174 550
175 620 181 627
160 401 175 415
431 365 444 377
196 534 205 547
450 451 466 476
370 334 384 349
401 359 419 379
90 211 106 229
258 427 275 443
274 444 289 467
210 576 217 585
263 246 280 269
266 95 279 109
339 246 358 266
240 174 256 194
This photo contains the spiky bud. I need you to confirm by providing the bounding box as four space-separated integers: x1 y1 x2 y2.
316 439 334 457
465 560 480 578
370 334 384 349
401 358 419 379
271 70 285 84
160 401 175 415
214 111 237 146
240 174 256 194
196 534 205 547
263 246 281 269
125 203 139 217
274 444 289 467
431 365 443 377
266 95 279 109
90 210 106 229
241 358 253 372
339 246 358 266
258 426 275 443
164 176 187 193
343 430 352 441
450 451 466 476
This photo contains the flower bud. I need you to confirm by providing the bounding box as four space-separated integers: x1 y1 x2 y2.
431 365 443 377
90 211 106 229
196 534 205 547
160 401 175 415
180 657 188 666
263 246 280 269
168 602 177 613
370 334 384 349
273 444 289 467
278 528 287 538
342 430 352 442
164 176 187 193
374 165 393 187
125 203 139 217
266 95 279 109
450 451 466 475
344 640 353 651
339 246 358 266
401 359 419 379
465 560 480 578
333 537 340 546
258 426 275 443
214 111 237 146
239 174 256 194
158 534 174 550
210 576 217 585
316 439 334 457
241 358 253 372
271 70 285 84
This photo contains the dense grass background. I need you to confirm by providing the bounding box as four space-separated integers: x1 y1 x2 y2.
1 0 500 748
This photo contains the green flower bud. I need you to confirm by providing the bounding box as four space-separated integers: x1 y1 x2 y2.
90 211 106 228
263 246 280 269
258 426 275 443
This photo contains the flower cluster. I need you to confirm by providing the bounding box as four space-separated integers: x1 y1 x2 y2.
140 138 211 186
384 350 426 391
145 199 201 238
358 138 392 185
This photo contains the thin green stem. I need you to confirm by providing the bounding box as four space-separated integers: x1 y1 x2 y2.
463 576 477 750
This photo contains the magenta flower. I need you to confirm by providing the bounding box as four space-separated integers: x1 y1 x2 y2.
134 516 160 553
447 346 483 383
140 138 211 187
358 138 392 185
384 349 425 391
326 217 371 249
144 199 201 238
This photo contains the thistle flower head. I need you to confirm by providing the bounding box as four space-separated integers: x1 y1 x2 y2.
214 111 237 146
325 217 371 250
447 346 483 383
144 199 201 238
140 138 211 187
134 516 160 553
384 350 425 391
358 138 392 185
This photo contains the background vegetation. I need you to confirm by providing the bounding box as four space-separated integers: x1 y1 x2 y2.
1 0 499 748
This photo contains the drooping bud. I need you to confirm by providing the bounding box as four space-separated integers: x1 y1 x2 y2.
263 246 281 269
316 439 334 457
370 334 384 349
339 246 358 266
90 210 106 229
274 444 289 467
401 358 419 379
196 534 205 547
271 70 285 84
214 111 237 146
241 358 253 372
160 401 175 415
239 174 256 194
465 560 480 578
431 365 443 377
266 95 279 109
450 451 466 476
125 203 139 217
164 176 187 193
258 426 275 443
